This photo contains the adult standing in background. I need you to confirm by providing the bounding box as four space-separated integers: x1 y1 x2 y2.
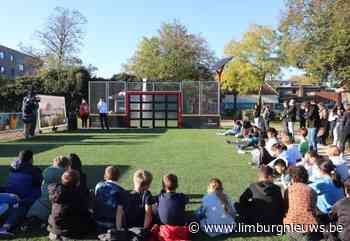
333 106 345 146
339 106 350 153
317 103 329 145
97 97 109 130
262 105 273 129
254 102 266 133
281 101 290 135
328 106 338 142
287 99 297 137
79 99 90 129
305 101 320 152
22 91 39 139
298 102 306 129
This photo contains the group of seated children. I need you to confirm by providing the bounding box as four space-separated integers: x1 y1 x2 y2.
0 151 193 241
1 142 350 241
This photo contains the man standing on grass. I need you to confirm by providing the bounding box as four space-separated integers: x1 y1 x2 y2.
97 97 109 130
22 91 39 139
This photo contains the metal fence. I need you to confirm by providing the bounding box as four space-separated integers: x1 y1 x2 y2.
89 81 220 115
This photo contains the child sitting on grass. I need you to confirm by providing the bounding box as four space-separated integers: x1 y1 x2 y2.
227 126 261 154
273 159 291 191
297 150 319 181
331 178 350 241
48 170 94 241
0 193 20 237
152 174 190 241
0 150 42 237
26 156 71 226
127 169 155 229
94 166 127 232
326 146 349 183
155 174 189 226
298 128 309 157
266 128 279 156
196 178 236 237
281 133 302 166
68 153 88 195
236 166 284 227
217 120 242 136
267 143 288 167
309 159 344 224
250 139 274 166
283 166 319 241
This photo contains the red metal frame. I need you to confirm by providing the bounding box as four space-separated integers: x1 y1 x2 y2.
125 91 183 128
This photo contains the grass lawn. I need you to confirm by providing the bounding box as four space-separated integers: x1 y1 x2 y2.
0 129 288 241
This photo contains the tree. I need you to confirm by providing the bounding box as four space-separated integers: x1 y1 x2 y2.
111 73 139 82
279 0 350 86
0 67 91 114
36 7 87 69
221 25 281 94
124 20 216 81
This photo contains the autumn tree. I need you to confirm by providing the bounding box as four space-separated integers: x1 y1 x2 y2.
125 20 216 81
279 0 350 86
221 25 281 95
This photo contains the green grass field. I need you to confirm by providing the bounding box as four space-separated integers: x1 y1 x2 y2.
0 129 288 241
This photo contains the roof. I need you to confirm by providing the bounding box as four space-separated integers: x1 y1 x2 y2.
212 57 233 72
0 44 37 59
245 83 279 95
236 95 279 104
308 91 339 102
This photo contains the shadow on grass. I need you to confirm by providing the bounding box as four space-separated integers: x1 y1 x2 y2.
0 165 130 190
0 130 164 158
68 128 168 134
0 143 60 158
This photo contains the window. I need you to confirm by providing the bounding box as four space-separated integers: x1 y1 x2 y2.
0 66 5 73
10 55 15 63
0 52 4 59
18 64 24 72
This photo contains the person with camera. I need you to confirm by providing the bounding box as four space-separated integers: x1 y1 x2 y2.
22 91 39 139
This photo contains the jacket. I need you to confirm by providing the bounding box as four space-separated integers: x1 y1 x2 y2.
306 104 320 128
5 160 42 206
342 111 350 132
236 181 284 225
48 183 94 237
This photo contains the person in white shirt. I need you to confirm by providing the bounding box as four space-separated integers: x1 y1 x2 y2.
97 97 109 130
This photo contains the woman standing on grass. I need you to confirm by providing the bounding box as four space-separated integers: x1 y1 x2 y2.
79 99 90 129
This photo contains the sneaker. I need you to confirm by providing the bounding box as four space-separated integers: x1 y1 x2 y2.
0 228 14 239
237 149 245 154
